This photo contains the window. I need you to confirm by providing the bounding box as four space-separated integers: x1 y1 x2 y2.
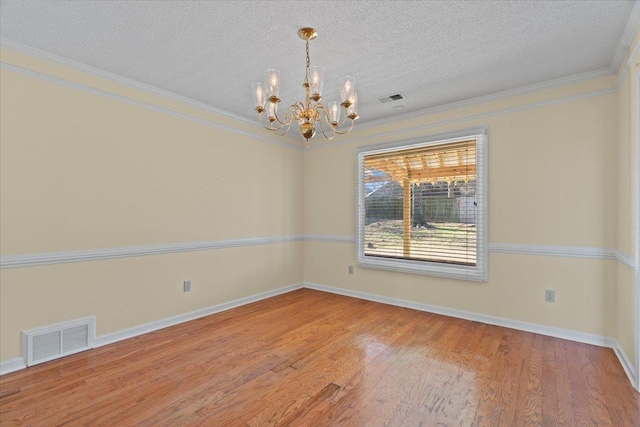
356 128 487 281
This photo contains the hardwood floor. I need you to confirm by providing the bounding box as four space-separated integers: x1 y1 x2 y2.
1 288 638 426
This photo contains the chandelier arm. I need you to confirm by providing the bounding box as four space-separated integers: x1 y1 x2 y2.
275 121 293 136
315 103 335 131
268 116 288 131
272 110 285 126
258 109 290 132
332 118 356 135
257 111 281 131
283 104 297 126
315 102 327 114
292 104 304 124
277 104 302 130
316 113 337 140
271 104 294 127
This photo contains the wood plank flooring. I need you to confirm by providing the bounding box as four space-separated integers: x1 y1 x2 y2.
1 288 638 426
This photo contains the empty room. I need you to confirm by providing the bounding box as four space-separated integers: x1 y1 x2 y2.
1 1 639 425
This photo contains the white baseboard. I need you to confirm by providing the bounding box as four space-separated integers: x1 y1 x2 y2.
2 280 635 389
612 339 637 387
305 282 638 387
0 283 303 376
304 282 612 347
0 357 27 376
93 282 303 347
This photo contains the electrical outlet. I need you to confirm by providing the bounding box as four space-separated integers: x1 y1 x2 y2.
544 289 555 303
183 280 191 292
348 266 354 275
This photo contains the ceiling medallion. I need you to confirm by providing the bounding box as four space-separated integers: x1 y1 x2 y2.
251 27 358 143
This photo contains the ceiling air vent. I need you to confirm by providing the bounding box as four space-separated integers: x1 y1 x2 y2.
22 316 95 366
378 93 405 103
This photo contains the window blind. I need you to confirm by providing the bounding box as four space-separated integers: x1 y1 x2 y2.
360 138 482 268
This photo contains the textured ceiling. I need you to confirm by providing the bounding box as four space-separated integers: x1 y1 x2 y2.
0 1 636 127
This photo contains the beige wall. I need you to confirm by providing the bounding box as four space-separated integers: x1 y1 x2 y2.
303 78 619 338
611 28 640 379
305 91 616 248
305 243 614 336
0 48 304 361
0 243 302 361
615 53 636 258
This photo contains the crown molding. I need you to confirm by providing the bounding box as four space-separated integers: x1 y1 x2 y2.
0 39 259 125
0 33 624 151
0 62 303 151
352 67 613 135
357 1 636 132
0 38 256 126
615 34 640 88
306 87 615 150
0 38 302 149
613 0 640 76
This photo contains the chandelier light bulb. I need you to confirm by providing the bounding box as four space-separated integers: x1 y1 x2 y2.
252 82 267 110
328 101 341 125
347 93 358 118
264 69 280 98
310 66 324 97
340 76 355 103
267 101 278 121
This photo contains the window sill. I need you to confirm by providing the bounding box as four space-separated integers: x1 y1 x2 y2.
357 256 487 282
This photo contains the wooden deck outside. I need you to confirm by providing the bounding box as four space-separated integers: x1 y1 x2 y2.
1 288 638 426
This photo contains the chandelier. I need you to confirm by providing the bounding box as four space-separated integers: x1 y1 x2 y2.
251 27 358 142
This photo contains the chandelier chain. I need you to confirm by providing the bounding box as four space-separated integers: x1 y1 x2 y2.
305 40 310 84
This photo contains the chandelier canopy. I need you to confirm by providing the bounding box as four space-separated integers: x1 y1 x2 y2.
252 27 358 142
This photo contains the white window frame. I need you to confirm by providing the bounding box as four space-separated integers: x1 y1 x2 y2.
355 128 488 282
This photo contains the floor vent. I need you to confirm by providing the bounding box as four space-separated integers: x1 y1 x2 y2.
22 316 95 366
